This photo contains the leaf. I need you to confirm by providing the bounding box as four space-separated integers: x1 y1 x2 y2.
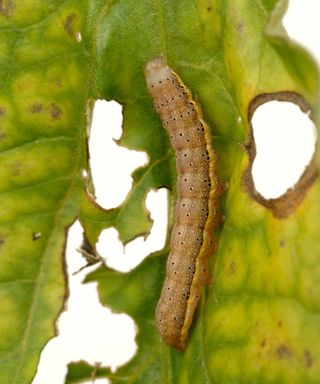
70 0 320 383
2 0 320 384
0 1 90 382
66 251 168 384
66 361 110 383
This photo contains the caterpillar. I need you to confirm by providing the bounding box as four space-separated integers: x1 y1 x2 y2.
144 56 222 351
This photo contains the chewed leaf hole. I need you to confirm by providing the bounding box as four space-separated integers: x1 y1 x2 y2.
96 189 168 272
251 100 317 199
89 100 148 209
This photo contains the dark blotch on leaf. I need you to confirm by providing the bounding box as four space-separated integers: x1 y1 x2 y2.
49 103 62 120
304 350 313 368
64 13 76 36
0 0 15 17
260 338 266 348
0 107 6 117
11 161 22 176
229 260 236 274
29 103 43 114
276 344 292 359
279 239 286 247
237 22 244 32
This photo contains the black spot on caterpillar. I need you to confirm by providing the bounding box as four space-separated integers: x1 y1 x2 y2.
144 56 222 351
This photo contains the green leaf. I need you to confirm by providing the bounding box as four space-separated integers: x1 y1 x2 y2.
66 361 110 383
0 1 89 382
69 0 320 383
2 0 320 383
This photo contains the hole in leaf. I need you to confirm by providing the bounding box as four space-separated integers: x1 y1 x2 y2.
89 100 148 209
96 189 168 272
251 100 317 199
33 221 136 383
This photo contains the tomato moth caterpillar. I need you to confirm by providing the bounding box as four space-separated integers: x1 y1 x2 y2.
144 56 222 351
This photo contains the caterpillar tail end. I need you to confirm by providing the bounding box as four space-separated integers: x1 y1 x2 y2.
155 298 186 352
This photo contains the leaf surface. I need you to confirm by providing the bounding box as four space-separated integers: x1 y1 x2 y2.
73 0 320 383
0 1 90 382
1 0 320 383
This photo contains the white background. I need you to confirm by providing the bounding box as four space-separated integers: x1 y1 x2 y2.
33 1 319 383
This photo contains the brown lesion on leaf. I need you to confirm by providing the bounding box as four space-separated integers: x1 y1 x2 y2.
49 103 62 120
55 78 62 87
0 107 6 117
260 338 267 348
10 161 22 176
0 0 14 17
0 129 6 140
228 260 236 275
29 103 63 119
237 22 244 32
304 350 313 368
244 92 317 219
64 13 77 36
279 239 286 247
275 344 292 359
29 103 43 114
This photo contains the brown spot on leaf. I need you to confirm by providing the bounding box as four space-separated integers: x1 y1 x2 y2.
0 238 5 247
207 6 212 12
49 103 62 120
229 260 236 274
260 338 266 348
276 344 292 359
64 13 76 36
279 239 286 247
0 107 6 117
10 161 22 176
244 92 317 219
0 0 14 17
29 103 43 114
304 350 313 368
237 22 244 32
